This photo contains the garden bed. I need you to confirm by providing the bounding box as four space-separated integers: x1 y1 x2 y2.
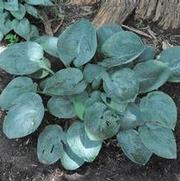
0 2 180 181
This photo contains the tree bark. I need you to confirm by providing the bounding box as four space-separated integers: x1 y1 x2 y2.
92 0 180 30
93 0 139 28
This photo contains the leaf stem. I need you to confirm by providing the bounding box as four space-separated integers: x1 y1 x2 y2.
37 91 52 96
44 67 55 75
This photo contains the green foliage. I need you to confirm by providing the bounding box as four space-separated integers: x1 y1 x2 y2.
0 0 54 41
0 19 179 170
5 33 19 44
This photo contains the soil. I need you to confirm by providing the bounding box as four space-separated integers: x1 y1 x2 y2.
1 2 180 181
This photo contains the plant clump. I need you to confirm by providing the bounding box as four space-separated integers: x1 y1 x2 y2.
0 19 179 170
0 0 54 41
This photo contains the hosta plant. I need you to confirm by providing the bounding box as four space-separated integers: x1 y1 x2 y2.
0 19 179 170
0 0 54 41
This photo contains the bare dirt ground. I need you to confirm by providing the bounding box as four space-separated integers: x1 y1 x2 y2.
0 2 180 181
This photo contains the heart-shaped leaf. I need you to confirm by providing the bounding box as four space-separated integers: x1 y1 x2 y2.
3 92 44 139
43 68 87 96
100 31 145 67
47 96 75 119
57 19 97 67
13 18 31 40
0 77 37 110
139 124 177 159
134 60 170 93
117 129 152 165
140 91 177 130
37 124 64 164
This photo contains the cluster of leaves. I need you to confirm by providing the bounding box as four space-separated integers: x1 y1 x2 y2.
0 0 54 41
0 19 179 170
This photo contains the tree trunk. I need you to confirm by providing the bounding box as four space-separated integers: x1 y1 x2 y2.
92 0 180 30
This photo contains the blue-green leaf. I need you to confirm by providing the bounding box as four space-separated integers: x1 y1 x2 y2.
47 96 75 119
158 46 180 82
13 18 31 40
117 129 152 165
83 63 106 83
61 143 85 170
72 91 102 120
37 125 64 165
43 68 87 96
139 124 177 159
120 103 143 130
57 19 97 67
140 91 177 130
30 58 51 79
29 24 39 40
0 77 37 110
97 23 123 49
103 68 139 102
24 4 40 19
67 122 102 162
100 31 145 67
35 36 58 57
0 12 13 35
100 93 128 114
84 102 121 141
0 41 46 75
3 92 44 139
134 60 170 93
10 4 26 20
138 45 155 62
4 0 18 11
